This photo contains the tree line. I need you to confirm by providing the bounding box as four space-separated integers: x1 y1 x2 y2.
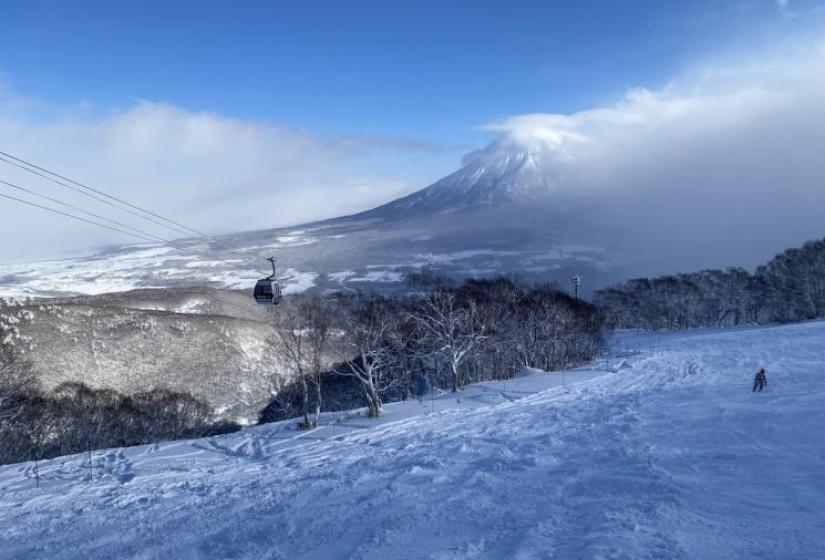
262 276 605 425
595 237 825 330
0 334 237 467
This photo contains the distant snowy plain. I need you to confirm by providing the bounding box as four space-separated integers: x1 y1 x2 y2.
1 321 824 559
0 222 611 299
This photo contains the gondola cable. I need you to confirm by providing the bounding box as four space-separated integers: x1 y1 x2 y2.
0 190 176 247
0 150 255 256
0 177 199 255
0 150 284 303
0 185 280 302
0 151 282 305
0 154 207 244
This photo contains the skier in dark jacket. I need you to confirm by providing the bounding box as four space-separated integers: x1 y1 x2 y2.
752 368 767 392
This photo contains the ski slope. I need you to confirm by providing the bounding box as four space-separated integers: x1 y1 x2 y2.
1 321 824 559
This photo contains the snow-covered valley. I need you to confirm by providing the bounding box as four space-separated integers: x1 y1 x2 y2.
1 321 824 559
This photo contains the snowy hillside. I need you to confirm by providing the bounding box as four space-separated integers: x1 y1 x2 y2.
1 289 286 421
2 321 824 559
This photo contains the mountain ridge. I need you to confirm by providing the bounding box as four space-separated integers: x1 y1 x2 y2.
346 139 570 221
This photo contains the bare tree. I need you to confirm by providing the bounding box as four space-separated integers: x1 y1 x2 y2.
0 344 34 424
257 278 604 425
412 290 486 392
385 306 424 400
333 295 393 417
274 296 332 428
17 393 53 487
0 320 38 466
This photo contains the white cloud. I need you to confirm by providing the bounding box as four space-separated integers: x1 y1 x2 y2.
477 43 825 274
0 96 437 261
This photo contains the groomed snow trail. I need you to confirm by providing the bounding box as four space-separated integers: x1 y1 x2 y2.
1 322 824 559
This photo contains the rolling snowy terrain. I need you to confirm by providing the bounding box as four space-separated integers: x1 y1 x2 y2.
2 321 824 559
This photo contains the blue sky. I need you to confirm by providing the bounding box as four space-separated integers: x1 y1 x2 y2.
0 0 824 260
3 0 820 145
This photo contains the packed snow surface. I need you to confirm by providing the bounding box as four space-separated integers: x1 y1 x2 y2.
2 322 825 559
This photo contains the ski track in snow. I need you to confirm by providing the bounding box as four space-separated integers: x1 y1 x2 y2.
1 322 825 559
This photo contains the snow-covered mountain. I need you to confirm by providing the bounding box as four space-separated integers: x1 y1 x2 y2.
0 112 822 301
356 138 571 218
0 137 613 300
3 321 824 558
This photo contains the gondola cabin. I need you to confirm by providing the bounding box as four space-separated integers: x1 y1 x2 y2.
253 257 282 305
254 278 282 305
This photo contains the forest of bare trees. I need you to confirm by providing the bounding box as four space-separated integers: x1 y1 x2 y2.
595 237 825 330
1 274 605 466
262 276 605 423
0 324 238 467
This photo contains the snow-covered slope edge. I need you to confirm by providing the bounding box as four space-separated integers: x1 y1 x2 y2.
2 321 824 559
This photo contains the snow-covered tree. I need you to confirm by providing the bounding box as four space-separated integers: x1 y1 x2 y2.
595 237 825 330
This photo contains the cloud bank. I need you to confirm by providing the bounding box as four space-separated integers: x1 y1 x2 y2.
0 93 435 261
477 43 825 275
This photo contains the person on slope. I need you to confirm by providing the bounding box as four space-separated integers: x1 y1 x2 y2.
752 368 767 392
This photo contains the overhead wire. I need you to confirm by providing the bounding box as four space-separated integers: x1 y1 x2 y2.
0 150 257 258
0 177 199 255
0 149 277 268
0 184 286 301
0 190 172 247
0 154 204 241
0 168 288 302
